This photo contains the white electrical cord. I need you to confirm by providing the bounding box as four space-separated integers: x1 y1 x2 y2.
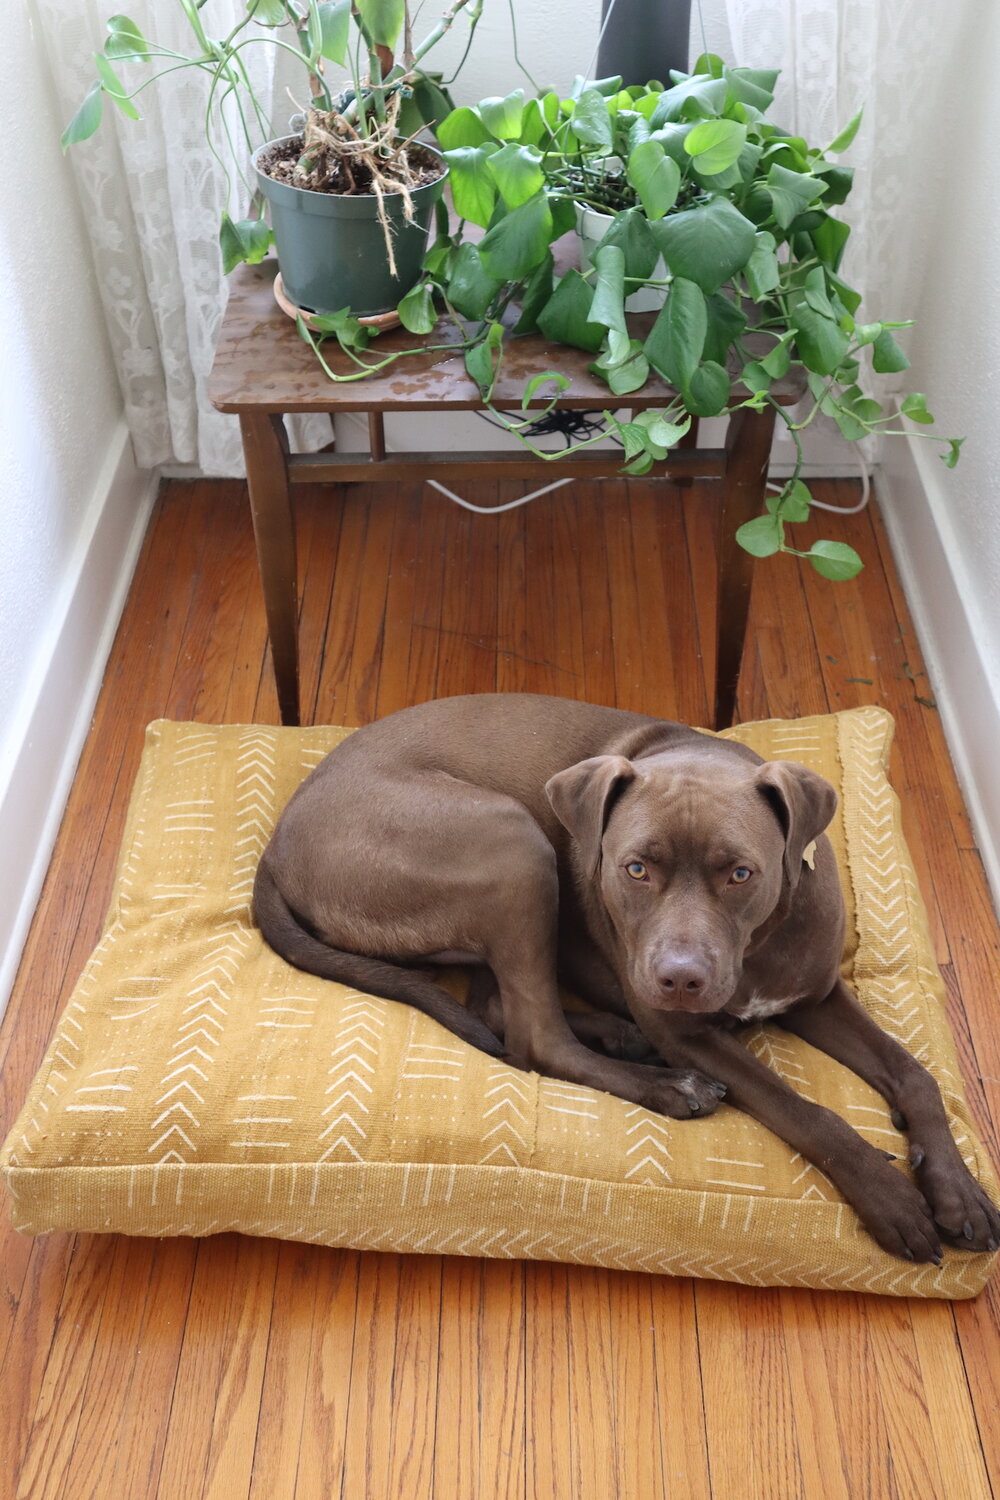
426 476 574 513
767 446 872 514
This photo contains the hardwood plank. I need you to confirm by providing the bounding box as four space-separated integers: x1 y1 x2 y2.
695 1283 805 1500
285 1249 362 1500
524 1263 574 1500
434 1257 526 1500
646 1278 712 1500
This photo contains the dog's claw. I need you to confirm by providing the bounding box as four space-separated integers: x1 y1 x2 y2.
909 1144 926 1170
988 1238 998 1253
963 1219 975 1241
892 1108 908 1132
712 1082 727 1098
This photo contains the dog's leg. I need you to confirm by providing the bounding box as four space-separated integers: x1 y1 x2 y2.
634 1006 945 1262
778 978 1000 1252
468 967 656 1061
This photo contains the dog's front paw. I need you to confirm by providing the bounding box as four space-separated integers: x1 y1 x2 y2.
644 1068 727 1119
852 1160 944 1264
910 1149 1000 1253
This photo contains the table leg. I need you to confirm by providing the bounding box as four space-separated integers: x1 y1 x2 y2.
240 412 300 726
714 404 777 729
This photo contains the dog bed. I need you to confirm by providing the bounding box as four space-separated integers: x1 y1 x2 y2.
2 708 996 1298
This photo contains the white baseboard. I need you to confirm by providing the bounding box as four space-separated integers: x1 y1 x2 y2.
878 430 1000 916
0 421 157 1018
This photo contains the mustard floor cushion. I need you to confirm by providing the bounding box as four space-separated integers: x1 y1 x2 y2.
3 708 997 1299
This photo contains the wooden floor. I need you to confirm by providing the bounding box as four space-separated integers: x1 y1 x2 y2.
2 474 999 1500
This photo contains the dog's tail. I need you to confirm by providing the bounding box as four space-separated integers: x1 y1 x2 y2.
252 859 505 1058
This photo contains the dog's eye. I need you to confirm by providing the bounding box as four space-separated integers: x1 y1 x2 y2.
730 866 753 884
625 860 648 881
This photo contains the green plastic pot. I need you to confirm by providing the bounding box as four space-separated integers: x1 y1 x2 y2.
254 136 447 316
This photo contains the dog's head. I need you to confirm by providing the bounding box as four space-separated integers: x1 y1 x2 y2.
545 746 837 1014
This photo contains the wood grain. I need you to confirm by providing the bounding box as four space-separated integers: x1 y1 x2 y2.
0 475 997 1499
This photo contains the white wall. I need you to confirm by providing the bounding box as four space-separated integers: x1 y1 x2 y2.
0 8 156 1014
875 0 1000 907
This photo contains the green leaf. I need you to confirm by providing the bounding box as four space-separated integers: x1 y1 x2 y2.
803 267 836 320
479 89 525 141
651 198 756 295
446 242 501 321
61 82 104 148
464 321 505 396
811 214 850 271
827 107 863 155
815 165 854 207
437 106 492 149
740 361 771 395
633 410 691 450
355 0 405 49
703 292 747 366
736 515 783 558
537 270 606 353
590 340 651 395
589 245 627 336
397 281 437 334
104 15 148 59
512 252 554 334
942 437 965 468
723 65 777 111
248 0 287 22
744 231 779 300
625 139 681 220
807 540 864 580
872 328 910 373
442 145 498 228
94 52 139 118
767 479 812 522
590 208 658 281
644 277 706 389
790 303 850 375
900 392 934 425
830 402 868 442
853 322 882 347
486 142 544 207
219 214 273 273
315 0 351 62
683 118 747 176
687 361 731 416
570 89 614 151
478 192 553 281
759 333 793 378
522 371 571 407
767 164 826 230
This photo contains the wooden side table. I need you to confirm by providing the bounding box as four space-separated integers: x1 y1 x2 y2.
209 260 800 729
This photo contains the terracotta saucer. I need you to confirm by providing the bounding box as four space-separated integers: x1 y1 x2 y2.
273 271 402 331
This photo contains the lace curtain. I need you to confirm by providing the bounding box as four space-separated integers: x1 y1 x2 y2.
33 0 329 475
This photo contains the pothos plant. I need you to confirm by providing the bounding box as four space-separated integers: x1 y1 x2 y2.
61 0 481 271
297 53 963 580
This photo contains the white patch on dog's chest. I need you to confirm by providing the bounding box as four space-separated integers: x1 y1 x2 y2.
728 991 801 1022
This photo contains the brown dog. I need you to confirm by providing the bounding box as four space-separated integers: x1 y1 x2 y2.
254 693 999 1264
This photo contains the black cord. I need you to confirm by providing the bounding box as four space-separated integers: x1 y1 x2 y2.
475 407 622 448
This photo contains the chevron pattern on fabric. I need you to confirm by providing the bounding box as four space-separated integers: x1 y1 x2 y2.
2 708 997 1299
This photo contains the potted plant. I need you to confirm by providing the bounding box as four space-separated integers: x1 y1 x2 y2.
298 54 961 578
61 0 483 315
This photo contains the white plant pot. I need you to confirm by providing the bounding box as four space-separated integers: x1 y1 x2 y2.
574 199 669 313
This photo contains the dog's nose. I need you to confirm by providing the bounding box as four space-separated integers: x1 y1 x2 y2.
654 954 710 1000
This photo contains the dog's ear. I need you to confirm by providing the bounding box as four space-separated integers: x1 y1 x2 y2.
545 755 636 877
755 760 838 889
